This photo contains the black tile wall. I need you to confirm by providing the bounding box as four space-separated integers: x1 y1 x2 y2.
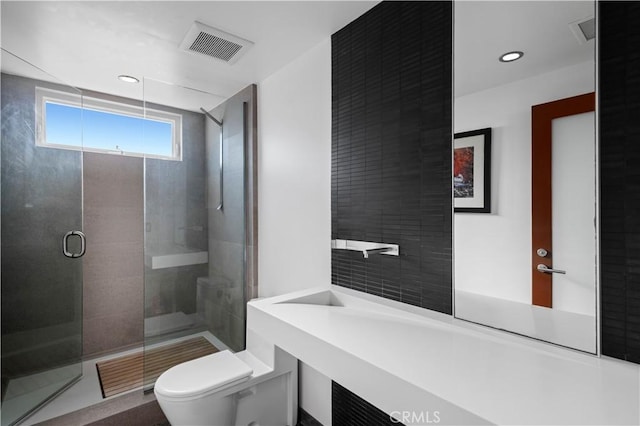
600 1 640 365
332 382 404 426
297 408 323 426
331 1 453 314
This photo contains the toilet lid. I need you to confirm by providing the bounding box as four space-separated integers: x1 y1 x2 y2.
155 350 253 398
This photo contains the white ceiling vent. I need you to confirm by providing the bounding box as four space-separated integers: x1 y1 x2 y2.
180 21 254 65
569 16 596 44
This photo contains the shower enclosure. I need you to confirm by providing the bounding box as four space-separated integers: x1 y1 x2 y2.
1 48 257 424
1 51 85 426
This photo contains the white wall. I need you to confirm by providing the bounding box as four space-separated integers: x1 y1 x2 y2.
257 39 332 297
299 361 332 425
454 61 594 305
257 38 333 424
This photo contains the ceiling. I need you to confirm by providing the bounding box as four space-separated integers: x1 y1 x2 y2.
1 1 378 111
1 1 596 110
455 1 595 97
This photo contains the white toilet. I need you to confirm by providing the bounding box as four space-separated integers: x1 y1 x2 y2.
154 349 294 426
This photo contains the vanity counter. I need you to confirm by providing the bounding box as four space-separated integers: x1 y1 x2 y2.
247 286 640 425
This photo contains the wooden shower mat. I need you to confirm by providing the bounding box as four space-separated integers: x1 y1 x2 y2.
96 336 219 398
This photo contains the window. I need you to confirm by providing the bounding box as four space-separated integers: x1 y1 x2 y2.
36 87 182 160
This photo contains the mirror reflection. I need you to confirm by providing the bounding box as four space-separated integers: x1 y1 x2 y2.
454 1 597 353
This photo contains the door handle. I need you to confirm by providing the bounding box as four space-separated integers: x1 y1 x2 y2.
63 231 86 258
536 264 566 274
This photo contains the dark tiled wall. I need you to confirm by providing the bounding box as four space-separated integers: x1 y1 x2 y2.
297 408 323 426
331 1 453 314
332 382 403 426
600 1 640 365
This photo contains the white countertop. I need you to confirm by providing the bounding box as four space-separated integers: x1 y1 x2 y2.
247 286 640 425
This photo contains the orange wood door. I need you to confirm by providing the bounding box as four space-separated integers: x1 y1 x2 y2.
531 92 595 308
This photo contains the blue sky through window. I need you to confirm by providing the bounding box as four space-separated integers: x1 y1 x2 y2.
45 102 173 157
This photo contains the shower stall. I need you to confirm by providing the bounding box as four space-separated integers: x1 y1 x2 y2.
1 49 257 425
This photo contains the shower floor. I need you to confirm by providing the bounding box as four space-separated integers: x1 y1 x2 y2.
14 331 228 426
97 336 219 398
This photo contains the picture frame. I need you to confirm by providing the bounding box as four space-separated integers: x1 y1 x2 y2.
454 128 491 213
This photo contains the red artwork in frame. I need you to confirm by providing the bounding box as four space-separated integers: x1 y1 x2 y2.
454 128 491 213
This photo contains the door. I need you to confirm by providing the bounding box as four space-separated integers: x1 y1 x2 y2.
531 92 596 309
1 51 84 426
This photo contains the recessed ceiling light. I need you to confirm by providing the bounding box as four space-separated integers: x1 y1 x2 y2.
117 75 139 83
499 51 524 63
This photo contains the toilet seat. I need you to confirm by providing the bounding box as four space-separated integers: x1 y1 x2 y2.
154 350 253 399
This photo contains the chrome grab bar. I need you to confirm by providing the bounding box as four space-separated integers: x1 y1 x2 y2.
63 230 86 258
200 107 224 211
217 122 223 211
536 264 566 274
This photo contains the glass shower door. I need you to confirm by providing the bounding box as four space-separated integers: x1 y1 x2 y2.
1 50 84 425
141 79 255 389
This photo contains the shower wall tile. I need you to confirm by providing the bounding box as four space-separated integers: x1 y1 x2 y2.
82 242 143 284
144 108 207 253
83 153 144 358
143 264 207 317
208 240 244 286
205 235 246 352
83 308 143 356
331 1 453 314
83 276 144 320
83 157 144 210
83 207 142 245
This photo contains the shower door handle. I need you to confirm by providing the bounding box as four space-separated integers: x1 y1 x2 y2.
63 231 86 258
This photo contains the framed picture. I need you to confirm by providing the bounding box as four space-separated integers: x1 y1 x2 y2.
454 128 491 213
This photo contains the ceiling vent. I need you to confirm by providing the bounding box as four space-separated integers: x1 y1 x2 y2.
569 17 596 44
180 21 254 65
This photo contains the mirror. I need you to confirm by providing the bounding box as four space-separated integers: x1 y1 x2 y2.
453 1 597 353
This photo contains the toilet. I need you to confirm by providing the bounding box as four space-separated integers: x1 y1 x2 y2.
154 348 294 426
